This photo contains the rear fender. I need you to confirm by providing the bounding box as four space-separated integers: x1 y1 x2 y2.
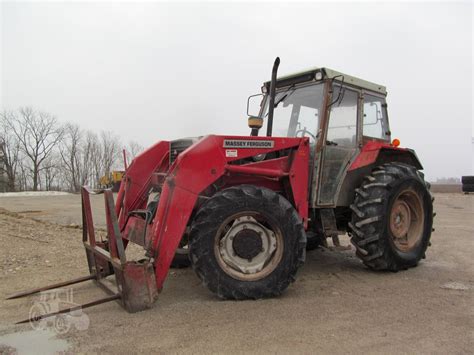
375 148 423 169
336 141 423 206
348 141 423 171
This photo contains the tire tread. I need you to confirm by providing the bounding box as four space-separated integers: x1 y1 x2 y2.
348 162 434 271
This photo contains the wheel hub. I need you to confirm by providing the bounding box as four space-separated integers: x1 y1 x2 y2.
232 229 263 260
389 189 425 252
390 200 411 239
217 216 277 276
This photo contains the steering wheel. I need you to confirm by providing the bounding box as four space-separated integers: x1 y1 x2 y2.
295 128 316 140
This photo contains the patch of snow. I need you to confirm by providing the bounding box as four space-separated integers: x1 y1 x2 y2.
0 329 70 354
0 191 73 197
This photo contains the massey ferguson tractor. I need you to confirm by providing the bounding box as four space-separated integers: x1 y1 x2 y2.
9 58 434 321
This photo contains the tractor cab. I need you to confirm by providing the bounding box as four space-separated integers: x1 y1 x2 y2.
249 67 394 208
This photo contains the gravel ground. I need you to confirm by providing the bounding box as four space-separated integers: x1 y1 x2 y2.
0 193 472 354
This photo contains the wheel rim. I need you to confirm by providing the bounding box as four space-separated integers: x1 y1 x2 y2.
214 212 284 281
389 189 425 252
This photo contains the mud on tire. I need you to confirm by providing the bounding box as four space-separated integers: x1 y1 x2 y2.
189 185 306 300
349 163 434 271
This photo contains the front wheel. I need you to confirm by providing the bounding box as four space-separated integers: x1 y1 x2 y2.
189 185 306 299
349 163 434 271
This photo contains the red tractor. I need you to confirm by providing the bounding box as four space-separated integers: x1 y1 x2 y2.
10 58 434 319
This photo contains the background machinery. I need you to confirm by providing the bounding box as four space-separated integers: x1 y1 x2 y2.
99 170 125 192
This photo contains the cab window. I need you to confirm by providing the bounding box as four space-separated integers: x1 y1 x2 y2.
262 83 324 143
363 94 390 140
326 88 359 147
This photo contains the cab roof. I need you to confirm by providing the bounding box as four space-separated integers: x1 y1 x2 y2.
265 67 387 95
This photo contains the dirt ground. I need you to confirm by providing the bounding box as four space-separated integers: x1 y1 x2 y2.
0 193 472 354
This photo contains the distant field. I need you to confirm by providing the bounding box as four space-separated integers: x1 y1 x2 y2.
430 184 462 193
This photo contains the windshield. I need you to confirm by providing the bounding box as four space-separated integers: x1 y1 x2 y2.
261 83 324 143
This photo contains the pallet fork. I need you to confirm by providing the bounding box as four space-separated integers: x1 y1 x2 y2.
7 187 158 324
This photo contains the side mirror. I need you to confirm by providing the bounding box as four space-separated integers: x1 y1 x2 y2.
247 93 264 118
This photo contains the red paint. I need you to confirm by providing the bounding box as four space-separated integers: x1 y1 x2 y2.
225 164 289 178
113 135 310 292
348 141 406 171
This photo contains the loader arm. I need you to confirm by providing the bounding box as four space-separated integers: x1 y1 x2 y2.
129 135 310 291
115 141 170 228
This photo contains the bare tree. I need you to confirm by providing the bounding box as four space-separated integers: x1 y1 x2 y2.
0 112 22 191
42 153 62 191
126 140 144 162
6 107 64 191
100 131 120 177
87 131 103 188
1 108 135 192
79 130 96 187
17 159 30 191
59 123 82 192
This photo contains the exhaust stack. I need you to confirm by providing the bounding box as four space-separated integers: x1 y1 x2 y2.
266 57 280 137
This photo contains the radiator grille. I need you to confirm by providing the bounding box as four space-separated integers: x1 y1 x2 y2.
169 138 197 165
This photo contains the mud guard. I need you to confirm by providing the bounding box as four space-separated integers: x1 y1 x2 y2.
336 142 423 206
349 141 423 171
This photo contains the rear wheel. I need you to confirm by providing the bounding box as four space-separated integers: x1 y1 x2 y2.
349 163 434 271
189 185 306 299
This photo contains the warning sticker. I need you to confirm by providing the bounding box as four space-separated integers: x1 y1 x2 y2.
225 149 238 158
223 139 274 149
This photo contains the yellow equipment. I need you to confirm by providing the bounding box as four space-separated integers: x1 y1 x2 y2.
99 171 124 192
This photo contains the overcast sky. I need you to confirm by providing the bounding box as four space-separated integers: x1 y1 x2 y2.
1 1 473 180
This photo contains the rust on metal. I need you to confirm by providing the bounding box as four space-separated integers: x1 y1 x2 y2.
5 275 95 300
15 294 120 325
389 189 424 252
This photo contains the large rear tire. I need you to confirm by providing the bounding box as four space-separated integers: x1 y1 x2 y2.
189 185 306 299
349 163 434 271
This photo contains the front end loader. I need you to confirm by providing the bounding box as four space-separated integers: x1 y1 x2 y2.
8 58 433 321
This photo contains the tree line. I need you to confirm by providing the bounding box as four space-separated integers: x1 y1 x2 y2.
0 107 144 192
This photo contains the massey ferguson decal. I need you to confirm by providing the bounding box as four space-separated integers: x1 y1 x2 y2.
223 139 274 149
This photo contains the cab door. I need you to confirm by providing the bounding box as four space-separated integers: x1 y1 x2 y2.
316 86 361 206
